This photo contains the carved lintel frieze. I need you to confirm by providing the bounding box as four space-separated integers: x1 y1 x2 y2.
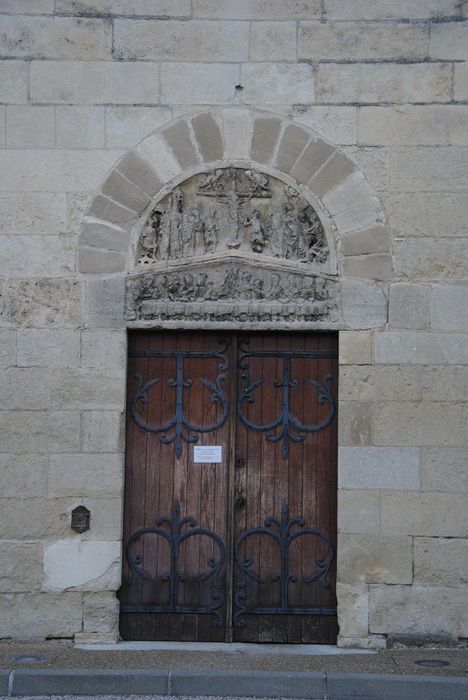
126 264 339 325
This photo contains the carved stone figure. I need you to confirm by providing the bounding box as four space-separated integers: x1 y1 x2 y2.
203 208 219 254
243 209 266 253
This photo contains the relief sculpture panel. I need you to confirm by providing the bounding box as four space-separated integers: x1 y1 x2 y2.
128 166 337 328
137 167 329 267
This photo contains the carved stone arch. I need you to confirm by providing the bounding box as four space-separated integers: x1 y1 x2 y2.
79 108 391 331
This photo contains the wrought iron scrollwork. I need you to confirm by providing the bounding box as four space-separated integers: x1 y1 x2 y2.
130 339 229 458
234 501 335 627
237 340 337 457
121 501 226 626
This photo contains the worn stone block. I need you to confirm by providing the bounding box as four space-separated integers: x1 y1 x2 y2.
336 583 369 639
81 330 126 369
0 278 82 329
49 369 125 411
308 152 357 198
83 592 119 634
192 113 224 162
79 248 126 275
1 0 54 11
299 22 428 61
0 330 16 367
339 331 372 365
455 63 468 101
341 227 391 257
338 490 381 534
250 22 297 61
241 63 314 104
48 454 123 497
421 365 468 403
0 235 75 277
56 106 105 149
0 16 111 59
339 401 372 446
369 585 468 638
324 0 459 19
0 61 28 103
0 543 43 593
431 21 468 60
402 238 466 281
0 411 80 453
56 0 191 15
340 280 388 330
373 401 466 447
221 109 252 160
193 0 321 19
250 117 282 165
0 150 119 192
78 497 123 541
0 455 48 498
339 447 420 490
81 220 129 253
293 106 357 146
0 498 75 539
343 255 392 281
0 193 66 235
81 411 124 453
390 147 468 192
31 61 159 104
381 492 468 536
316 63 451 104
339 366 374 401
421 447 468 493
373 366 423 402
0 592 83 639
338 534 413 584
161 62 238 104
114 19 249 61
17 329 81 368
415 538 468 585
359 105 468 146
0 368 51 410
6 106 55 148
85 277 126 329
389 283 428 330
162 120 200 169
43 539 121 592
374 331 468 365
101 171 150 214
105 107 171 149
431 284 468 331
289 138 337 186
385 192 468 239
275 124 310 174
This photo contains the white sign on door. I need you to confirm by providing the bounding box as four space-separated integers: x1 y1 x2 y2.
193 446 222 463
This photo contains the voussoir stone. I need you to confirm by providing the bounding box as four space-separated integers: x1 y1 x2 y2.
191 113 224 162
250 117 282 164
117 151 163 198
162 120 200 168
274 123 310 173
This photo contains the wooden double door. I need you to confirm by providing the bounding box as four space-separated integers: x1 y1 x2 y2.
120 331 338 643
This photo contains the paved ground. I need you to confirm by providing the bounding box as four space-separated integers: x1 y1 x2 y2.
0 642 466 699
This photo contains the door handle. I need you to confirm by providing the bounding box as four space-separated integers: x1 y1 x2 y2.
234 486 246 508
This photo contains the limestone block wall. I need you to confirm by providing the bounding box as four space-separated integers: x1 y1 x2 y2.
0 0 467 646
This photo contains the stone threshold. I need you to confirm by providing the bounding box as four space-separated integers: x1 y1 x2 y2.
75 641 375 655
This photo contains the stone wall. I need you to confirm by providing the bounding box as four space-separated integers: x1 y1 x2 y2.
0 0 467 646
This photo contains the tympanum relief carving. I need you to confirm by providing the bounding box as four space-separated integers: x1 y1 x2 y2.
127 166 337 327
137 167 328 266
